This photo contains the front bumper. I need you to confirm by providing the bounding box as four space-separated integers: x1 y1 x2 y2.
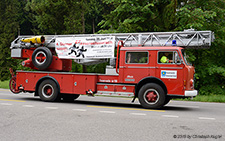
185 90 198 97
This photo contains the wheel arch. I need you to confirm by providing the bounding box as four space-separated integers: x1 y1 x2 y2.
135 77 167 97
35 76 60 96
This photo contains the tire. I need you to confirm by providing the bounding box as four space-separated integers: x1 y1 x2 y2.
62 94 80 102
32 47 52 70
164 96 171 105
138 83 166 109
38 79 60 102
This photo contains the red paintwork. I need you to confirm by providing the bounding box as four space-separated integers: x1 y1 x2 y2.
15 71 97 94
14 46 195 97
13 48 72 72
47 56 72 72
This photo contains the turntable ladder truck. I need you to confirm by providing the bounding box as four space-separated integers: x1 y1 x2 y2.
9 29 214 108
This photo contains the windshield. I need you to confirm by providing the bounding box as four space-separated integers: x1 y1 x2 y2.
181 49 192 66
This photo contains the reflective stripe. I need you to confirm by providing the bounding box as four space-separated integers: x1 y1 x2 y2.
159 67 183 69
96 91 134 97
120 66 156 69
97 83 135 86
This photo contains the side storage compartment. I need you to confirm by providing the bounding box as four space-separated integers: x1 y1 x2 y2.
73 75 97 95
58 74 98 95
96 83 135 97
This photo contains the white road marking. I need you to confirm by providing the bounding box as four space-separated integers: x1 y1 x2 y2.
45 107 59 110
162 115 179 118
130 113 146 116
1 103 12 106
23 105 34 108
99 111 116 114
73 109 87 112
198 117 215 120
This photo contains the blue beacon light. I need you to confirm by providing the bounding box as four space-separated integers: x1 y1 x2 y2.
172 40 177 46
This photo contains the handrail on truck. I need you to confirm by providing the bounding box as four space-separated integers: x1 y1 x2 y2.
116 40 124 74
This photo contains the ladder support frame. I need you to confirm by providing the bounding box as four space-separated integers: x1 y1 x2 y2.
11 29 214 49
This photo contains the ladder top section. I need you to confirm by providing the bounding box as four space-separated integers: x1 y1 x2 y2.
11 29 214 49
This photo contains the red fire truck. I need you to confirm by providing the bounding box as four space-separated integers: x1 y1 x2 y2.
9 29 214 108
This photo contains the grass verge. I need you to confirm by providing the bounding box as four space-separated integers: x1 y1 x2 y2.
175 95 225 103
0 80 9 89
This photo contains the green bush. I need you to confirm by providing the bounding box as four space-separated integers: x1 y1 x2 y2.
0 80 9 89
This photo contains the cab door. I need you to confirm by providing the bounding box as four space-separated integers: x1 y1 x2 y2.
156 50 184 95
121 51 149 84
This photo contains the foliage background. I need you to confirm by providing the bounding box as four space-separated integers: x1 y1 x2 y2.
0 0 224 95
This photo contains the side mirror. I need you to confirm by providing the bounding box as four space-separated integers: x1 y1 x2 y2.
176 62 181 65
175 53 182 65
176 60 183 65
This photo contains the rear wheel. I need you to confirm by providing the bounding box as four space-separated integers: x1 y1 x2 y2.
138 83 166 109
32 47 52 70
38 79 60 102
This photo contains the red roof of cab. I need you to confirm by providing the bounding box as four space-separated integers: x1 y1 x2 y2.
120 46 183 51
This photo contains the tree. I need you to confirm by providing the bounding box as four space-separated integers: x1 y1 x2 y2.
85 0 105 33
98 0 179 33
25 0 68 35
63 0 87 34
0 0 26 81
175 0 225 95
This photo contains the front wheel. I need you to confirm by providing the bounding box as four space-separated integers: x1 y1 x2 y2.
38 79 60 102
138 83 166 109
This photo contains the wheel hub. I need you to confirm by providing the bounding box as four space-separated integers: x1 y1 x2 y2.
46 88 52 95
35 51 46 65
42 84 54 98
143 89 159 104
146 91 157 102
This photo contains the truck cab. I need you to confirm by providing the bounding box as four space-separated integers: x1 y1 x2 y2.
116 46 197 108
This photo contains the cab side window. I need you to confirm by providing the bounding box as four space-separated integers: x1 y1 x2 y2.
158 51 181 64
126 52 148 64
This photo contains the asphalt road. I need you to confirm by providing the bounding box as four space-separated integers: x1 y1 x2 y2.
0 88 225 141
